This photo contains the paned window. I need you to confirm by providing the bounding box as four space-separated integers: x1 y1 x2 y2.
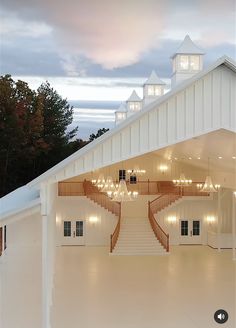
181 220 188 236
76 221 83 237
119 170 126 181
193 220 200 236
64 221 71 237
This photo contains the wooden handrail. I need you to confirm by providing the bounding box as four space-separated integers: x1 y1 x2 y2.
59 180 208 196
148 203 169 252
83 180 121 252
110 203 121 253
148 193 183 252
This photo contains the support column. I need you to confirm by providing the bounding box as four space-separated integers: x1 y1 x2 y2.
217 189 222 252
232 192 236 261
41 183 51 328
42 214 50 328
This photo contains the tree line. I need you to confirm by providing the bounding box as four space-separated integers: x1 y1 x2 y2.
0 75 109 197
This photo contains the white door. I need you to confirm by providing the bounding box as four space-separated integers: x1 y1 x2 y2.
180 219 202 244
62 220 85 245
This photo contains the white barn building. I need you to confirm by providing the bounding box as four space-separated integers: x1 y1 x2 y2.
0 35 236 328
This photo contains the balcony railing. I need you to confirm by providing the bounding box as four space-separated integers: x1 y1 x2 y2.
58 180 208 197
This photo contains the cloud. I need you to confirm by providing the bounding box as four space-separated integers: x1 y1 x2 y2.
1 0 166 69
0 10 52 39
1 0 235 78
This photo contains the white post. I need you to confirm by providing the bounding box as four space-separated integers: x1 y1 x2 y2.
217 189 221 252
41 184 51 328
42 214 50 328
232 192 236 261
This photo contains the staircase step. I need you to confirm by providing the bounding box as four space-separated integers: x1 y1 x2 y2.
113 216 168 256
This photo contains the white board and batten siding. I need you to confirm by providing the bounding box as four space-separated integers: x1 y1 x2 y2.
29 61 236 186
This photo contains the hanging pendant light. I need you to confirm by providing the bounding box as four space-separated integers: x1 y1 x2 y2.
173 173 192 186
127 165 146 176
200 175 218 192
93 174 106 190
101 176 117 194
111 180 138 202
199 158 220 193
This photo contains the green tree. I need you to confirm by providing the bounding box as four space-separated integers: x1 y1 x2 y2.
0 76 80 196
89 128 109 141
0 75 46 195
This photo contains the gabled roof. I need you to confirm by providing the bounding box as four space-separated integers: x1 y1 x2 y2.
0 55 235 207
144 70 165 85
171 35 205 58
127 90 142 102
115 102 127 113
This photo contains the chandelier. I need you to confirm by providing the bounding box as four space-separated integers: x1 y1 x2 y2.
92 174 106 190
101 176 117 194
127 165 146 176
173 173 192 186
197 176 220 193
111 180 138 202
197 158 220 193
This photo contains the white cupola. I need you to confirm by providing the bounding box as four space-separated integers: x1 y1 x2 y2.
171 35 205 87
126 90 142 117
115 102 127 125
143 70 166 106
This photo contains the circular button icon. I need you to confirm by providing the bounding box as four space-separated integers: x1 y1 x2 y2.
214 309 228 324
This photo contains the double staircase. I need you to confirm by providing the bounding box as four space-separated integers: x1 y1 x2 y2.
83 180 207 255
111 217 166 255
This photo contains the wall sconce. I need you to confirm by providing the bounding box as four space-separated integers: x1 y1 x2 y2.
159 165 168 174
89 216 99 224
206 216 215 223
167 216 177 224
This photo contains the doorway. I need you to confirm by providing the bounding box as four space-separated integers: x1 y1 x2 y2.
62 220 85 246
180 219 202 244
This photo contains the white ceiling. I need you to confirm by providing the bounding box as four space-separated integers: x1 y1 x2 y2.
154 129 236 173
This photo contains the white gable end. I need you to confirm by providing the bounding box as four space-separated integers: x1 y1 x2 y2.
25 57 236 188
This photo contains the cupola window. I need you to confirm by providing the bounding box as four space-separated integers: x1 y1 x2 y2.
179 55 200 71
147 85 162 96
129 102 141 112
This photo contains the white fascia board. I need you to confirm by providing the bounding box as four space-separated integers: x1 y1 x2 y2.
0 198 41 224
27 56 236 188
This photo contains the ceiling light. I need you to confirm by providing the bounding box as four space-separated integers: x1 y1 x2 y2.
218 156 222 159
188 157 192 160
197 157 201 160
232 156 236 160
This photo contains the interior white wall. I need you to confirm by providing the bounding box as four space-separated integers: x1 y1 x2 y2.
155 190 234 246
55 196 117 246
156 196 217 245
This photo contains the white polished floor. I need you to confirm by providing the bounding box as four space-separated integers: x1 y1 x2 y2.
51 246 236 328
0 245 235 328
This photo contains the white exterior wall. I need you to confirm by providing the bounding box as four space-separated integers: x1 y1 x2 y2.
35 64 235 189
0 213 42 328
55 196 117 246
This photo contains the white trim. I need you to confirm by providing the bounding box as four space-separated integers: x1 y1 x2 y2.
0 199 41 224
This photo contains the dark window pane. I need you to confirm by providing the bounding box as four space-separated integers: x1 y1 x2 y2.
130 174 137 184
119 170 126 181
181 220 188 236
193 220 200 236
4 226 7 250
64 221 71 237
76 221 83 237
